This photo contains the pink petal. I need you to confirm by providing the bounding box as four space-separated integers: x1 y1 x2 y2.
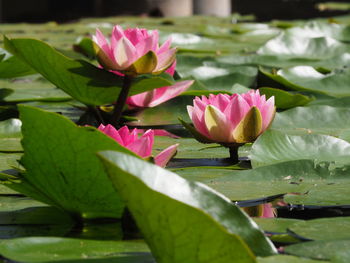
154 48 177 72
127 135 152 158
193 97 207 112
187 105 194 119
150 30 160 50
153 129 180 139
112 25 125 41
260 96 275 131
165 60 176 76
210 94 231 112
135 34 157 58
142 129 155 148
144 80 193 108
204 105 233 142
201 95 210 105
124 28 147 45
126 91 152 108
261 203 276 218
114 37 137 69
158 38 172 54
140 28 149 38
188 105 211 138
154 144 178 167
136 129 180 139
118 126 137 146
241 90 260 107
93 29 112 58
98 124 124 145
111 25 125 51
224 94 251 129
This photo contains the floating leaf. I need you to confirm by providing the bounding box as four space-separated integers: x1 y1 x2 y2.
6 105 138 219
176 55 258 91
272 105 350 137
0 77 71 102
0 52 36 78
285 239 350 261
259 88 312 109
258 32 350 59
254 218 302 234
99 150 277 262
177 159 350 205
0 118 23 152
0 196 46 212
261 66 350 98
0 237 152 263
257 254 323 263
250 129 350 168
288 217 350 241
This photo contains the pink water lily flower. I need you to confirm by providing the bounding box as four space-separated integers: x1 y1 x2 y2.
126 61 194 108
98 124 178 167
93 26 176 75
187 90 275 144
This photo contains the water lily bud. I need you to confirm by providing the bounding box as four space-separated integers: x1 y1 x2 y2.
186 90 275 144
98 124 178 167
93 26 176 75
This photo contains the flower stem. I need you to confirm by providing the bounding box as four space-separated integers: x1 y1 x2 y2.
229 146 240 164
92 106 105 125
111 75 133 127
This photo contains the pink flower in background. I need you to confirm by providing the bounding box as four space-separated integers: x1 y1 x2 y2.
94 26 193 107
243 203 276 218
98 124 178 167
126 61 194 108
187 90 275 144
93 26 176 75
261 203 276 218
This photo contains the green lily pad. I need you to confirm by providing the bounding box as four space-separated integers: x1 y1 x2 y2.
258 32 350 59
285 239 350 261
0 138 22 152
272 105 350 137
0 237 152 263
0 184 18 194
259 88 312 109
257 254 323 263
176 159 350 205
261 66 350 98
99 151 277 261
0 119 23 152
0 196 47 212
288 217 350 241
0 52 36 78
176 56 258 91
6 105 139 219
0 152 22 172
282 21 350 42
284 183 350 206
0 77 71 102
0 118 22 138
22 100 85 123
250 129 350 168
308 96 350 107
161 32 261 55
219 52 350 70
153 136 228 159
253 218 302 233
